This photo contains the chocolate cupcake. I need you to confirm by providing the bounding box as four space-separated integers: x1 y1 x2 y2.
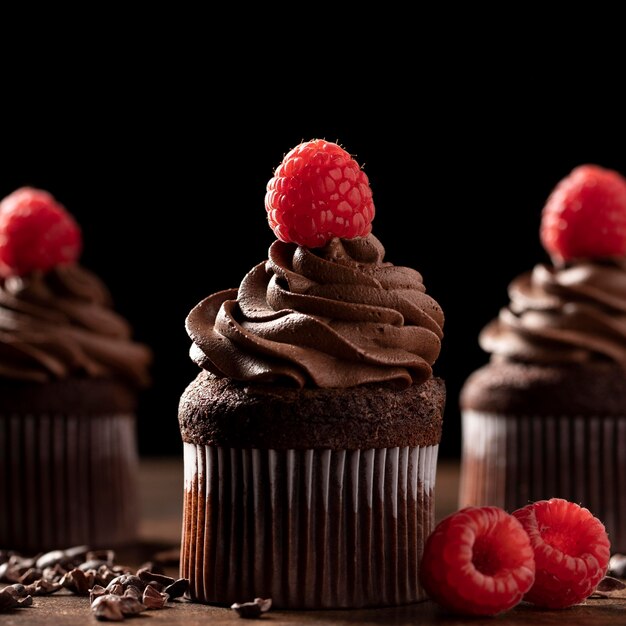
0 187 151 552
179 139 446 608
459 164 626 552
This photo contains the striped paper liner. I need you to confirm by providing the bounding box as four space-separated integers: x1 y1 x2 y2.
459 410 626 552
0 413 139 552
181 444 438 609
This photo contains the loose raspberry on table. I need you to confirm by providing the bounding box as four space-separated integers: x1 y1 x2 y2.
0 187 82 277
419 506 535 616
540 164 626 263
513 498 610 609
264 139 375 248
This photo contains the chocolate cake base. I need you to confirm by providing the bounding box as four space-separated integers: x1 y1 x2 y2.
179 371 445 450
460 360 626 417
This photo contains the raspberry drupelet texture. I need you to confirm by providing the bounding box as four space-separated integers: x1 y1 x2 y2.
540 164 626 263
265 139 375 248
419 506 535 616
0 187 82 277
513 498 610 609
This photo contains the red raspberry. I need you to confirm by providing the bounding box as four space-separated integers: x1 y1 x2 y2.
540 164 626 263
513 498 610 609
264 139 375 248
0 187 82 277
419 506 535 616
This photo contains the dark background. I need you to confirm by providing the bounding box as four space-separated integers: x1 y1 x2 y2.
3 74 626 460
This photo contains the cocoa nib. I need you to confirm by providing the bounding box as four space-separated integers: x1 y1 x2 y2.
590 575 626 599
137 568 175 587
608 553 626 579
91 594 147 621
142 584 168 609
0 544 189 618
0 584 33 613
163 577 189 600
231 597 272 619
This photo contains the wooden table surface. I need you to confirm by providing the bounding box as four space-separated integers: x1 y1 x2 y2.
2 457 625 625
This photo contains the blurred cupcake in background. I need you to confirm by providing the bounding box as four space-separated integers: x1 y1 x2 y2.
0 186 152 552
459 164 626 552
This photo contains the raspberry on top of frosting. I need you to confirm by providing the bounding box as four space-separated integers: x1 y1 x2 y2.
480 164 626 368
0 187 151 386
187 140 444 389
0 187 82 277
265 139 375 248
540 164 626 264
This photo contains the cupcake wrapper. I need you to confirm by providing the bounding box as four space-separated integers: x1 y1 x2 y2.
460 410 626 551
0 413 139 552
181 444 438 609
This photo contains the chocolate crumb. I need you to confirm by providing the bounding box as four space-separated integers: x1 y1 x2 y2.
106 574 146 592
231 597 272 618
118 595 146 615
590 576 626 599
18 566 42 585
14 594 33 607
90 593 146 621
0 590 17 612
143 584 168 609
90 584 108 603
124 586 143 601
609 553 626 579
106 583 125 596
91 595 125 621
137 568 175 587
60 567 92 595
163 577 189 599
24 578 62 595
0 584 33 612
597 576 626 592
0 544 187 617
231 601 262 618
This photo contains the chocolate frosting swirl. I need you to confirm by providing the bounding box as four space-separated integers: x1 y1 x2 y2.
186 234 444 389
480 259 626 367
0 264 151 386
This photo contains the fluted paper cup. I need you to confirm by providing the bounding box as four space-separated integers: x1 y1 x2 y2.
459 410 626 551
181 443 438 609
0 413 139 552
